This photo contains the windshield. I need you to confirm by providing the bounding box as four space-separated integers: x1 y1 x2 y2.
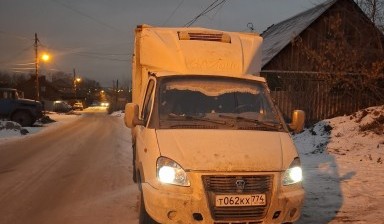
0 90 18 99
157 76 287 131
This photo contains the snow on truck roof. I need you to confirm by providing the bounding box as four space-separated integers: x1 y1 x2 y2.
135 24 263 77
150 71 267 83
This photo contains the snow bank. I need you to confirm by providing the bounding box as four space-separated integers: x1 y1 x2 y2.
294 105 384 223
0 111 80 142
294 105 384 160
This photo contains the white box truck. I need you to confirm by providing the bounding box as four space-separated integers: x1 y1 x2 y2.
125 24 305 224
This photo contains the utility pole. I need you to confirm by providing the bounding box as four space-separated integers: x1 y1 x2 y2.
115 79 119 110
34 33 39 101
73 68 77 100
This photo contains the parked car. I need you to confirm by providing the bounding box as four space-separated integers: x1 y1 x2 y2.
53 101 72 113
72 102 84 111
100 101 109 107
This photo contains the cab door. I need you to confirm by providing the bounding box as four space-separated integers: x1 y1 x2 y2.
134 78 160 184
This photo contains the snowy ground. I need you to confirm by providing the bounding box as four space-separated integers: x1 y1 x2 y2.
1 105 383 223
295 105 384 223
0 112 80 142
0 107 110 142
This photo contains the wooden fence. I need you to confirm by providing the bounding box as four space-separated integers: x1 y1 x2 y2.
266 75 383 125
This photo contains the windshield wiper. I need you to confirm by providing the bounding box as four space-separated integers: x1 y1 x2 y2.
218 114 282 130
168 113 232 126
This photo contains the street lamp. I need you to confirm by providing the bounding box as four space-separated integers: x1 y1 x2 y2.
74 77 81 100
35 52 50 101
41 53 50 62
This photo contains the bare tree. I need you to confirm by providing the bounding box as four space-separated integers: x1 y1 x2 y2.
0 71 27 88
356 0 384 31
293 13 384 101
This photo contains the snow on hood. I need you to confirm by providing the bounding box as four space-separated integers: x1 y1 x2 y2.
18 98 41 105
155 129 297 172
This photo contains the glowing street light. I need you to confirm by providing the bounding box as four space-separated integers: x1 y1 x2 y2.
74 77 82 100
41 53 50 62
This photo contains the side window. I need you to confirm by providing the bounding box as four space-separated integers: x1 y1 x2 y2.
141 80 155 124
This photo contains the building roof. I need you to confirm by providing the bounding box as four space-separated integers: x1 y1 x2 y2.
261 0 337 67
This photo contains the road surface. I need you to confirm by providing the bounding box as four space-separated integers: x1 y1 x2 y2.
0 108 139 224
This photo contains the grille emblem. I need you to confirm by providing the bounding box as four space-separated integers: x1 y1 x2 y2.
235 179 246 192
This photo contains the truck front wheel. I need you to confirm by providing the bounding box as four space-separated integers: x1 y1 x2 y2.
11 111 34 127
138 180 158 224
132 143 137 183
137 176 159 224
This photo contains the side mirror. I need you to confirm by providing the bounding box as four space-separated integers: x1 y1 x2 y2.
124 103 144 128
289 110 305 133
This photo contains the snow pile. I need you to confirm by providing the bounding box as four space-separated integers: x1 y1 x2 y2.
294 105 384 161
0 112 80 141
0 120 27 137
294 105 384 223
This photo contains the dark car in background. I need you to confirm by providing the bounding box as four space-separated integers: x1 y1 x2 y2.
52 101 72 113
72 102 84 111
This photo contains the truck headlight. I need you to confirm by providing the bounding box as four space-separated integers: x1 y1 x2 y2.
283 157 303 185
157 157 190 186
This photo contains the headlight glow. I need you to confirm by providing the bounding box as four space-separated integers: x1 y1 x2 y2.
283 157 303 185
289 167 303 182
158 166 176 184
157 157 190 186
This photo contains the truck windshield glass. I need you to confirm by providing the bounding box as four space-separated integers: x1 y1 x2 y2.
158 76 286 131
1 90 18 99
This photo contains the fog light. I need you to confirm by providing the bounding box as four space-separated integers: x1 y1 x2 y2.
193 213 203 221
273 211 281 219
167 210 177 220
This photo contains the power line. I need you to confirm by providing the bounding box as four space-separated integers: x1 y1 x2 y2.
0 45 34 65
0 30 32 42
39 41 132 57
12 62 35 66
50 0 124 34
208 0 226 21
74 51 131 56
163 0 186 26
72 52 130 62
184 0 227 27
11 67 35 70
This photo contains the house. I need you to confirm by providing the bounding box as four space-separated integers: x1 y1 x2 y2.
16 75 62 101
260 0 384 123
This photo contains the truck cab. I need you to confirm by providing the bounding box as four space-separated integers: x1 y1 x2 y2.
0 88 43 126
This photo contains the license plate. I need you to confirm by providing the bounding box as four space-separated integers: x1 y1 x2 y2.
215 194 266 207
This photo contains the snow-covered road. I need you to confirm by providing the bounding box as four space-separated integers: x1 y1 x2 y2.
0 108 139 224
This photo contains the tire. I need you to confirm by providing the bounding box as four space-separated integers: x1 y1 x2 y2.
11 111 34 127
132 143 137 183
138 184 158 224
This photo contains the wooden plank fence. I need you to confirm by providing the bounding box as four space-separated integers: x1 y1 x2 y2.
269 81 383 125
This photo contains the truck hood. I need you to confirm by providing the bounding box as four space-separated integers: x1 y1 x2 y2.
156 129 295 172
18 98 41 106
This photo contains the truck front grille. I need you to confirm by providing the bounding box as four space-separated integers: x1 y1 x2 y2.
202 175 273 221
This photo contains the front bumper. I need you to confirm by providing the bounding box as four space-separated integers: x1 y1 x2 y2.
142 172 304 224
